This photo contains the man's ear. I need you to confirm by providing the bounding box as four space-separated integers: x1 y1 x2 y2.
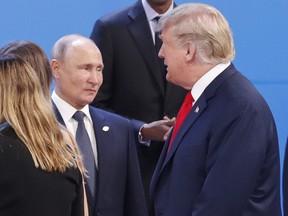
185 43 195 62
51 59 60 78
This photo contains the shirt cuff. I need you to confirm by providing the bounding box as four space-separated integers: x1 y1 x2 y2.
138 126 151 146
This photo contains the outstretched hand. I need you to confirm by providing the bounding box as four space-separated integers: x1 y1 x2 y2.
163 116 176 141
141 117 176 141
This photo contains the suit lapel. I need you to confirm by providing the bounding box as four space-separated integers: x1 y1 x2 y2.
161 98 207 171
127 1 165 96
88 107 114 205
150 96 207 198
52 101 65 126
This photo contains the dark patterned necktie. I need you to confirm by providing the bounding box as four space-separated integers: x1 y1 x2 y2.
73 111 97 197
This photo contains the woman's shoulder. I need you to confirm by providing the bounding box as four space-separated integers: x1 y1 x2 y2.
0 124 30 168
0 124 20 145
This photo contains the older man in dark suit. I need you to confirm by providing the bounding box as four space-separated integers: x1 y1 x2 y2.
149 3 281 216
50 34 149 216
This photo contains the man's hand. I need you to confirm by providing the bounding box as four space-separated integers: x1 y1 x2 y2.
141 117 175 141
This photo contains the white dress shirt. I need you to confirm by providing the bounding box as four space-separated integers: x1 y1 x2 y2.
191 62 231 105
51 91 98 167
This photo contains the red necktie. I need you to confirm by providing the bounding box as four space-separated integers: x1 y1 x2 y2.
167 92 194 153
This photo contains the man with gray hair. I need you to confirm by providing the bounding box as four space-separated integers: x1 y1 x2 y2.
50 34 172 216
150 3 281 216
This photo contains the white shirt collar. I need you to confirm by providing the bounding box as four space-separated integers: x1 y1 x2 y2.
142 0 174 21
191 62 231 103
51 91 92 124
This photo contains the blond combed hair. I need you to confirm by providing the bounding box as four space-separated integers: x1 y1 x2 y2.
159 3 235 64
0 54 83 173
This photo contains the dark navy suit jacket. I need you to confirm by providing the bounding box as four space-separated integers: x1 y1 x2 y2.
54 104 148 216
150 64 281 216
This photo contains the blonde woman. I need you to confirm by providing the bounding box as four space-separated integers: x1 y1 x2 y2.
0 53 87 215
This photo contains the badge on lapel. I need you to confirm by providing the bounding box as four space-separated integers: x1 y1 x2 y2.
102 126 109 132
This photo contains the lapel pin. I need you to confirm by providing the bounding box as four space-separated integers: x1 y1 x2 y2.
102 126 109 132
194 106 200 113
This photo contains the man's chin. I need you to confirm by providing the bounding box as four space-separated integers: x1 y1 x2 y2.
83 95 97 105
166 76 174 85
87 99 95 105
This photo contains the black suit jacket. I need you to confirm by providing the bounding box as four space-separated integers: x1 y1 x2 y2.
90 0 186 122
53 104 148 216
90 0 187 207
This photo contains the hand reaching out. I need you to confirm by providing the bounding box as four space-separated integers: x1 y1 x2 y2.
141 117 176 142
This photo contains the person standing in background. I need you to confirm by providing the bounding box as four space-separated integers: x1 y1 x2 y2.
150 3 281 215
90 0 187 208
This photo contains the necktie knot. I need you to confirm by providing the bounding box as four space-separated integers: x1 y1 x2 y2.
153 16 161 33
153 16 160 23
73 111 85 122
184 92 194 105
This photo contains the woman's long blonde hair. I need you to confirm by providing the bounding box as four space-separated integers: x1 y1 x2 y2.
0 41 52 99
0 54 83 173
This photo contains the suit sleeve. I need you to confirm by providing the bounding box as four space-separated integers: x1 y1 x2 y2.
90 19 115 112
130 118 151 149
192 98 280 216
124 120 149 216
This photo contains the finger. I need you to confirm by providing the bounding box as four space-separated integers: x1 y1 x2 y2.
163 116 169 120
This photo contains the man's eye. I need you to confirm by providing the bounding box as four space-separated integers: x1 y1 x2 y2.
82 66 89 70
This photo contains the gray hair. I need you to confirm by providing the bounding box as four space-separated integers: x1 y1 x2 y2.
159 3 235 64
50 34 94 62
